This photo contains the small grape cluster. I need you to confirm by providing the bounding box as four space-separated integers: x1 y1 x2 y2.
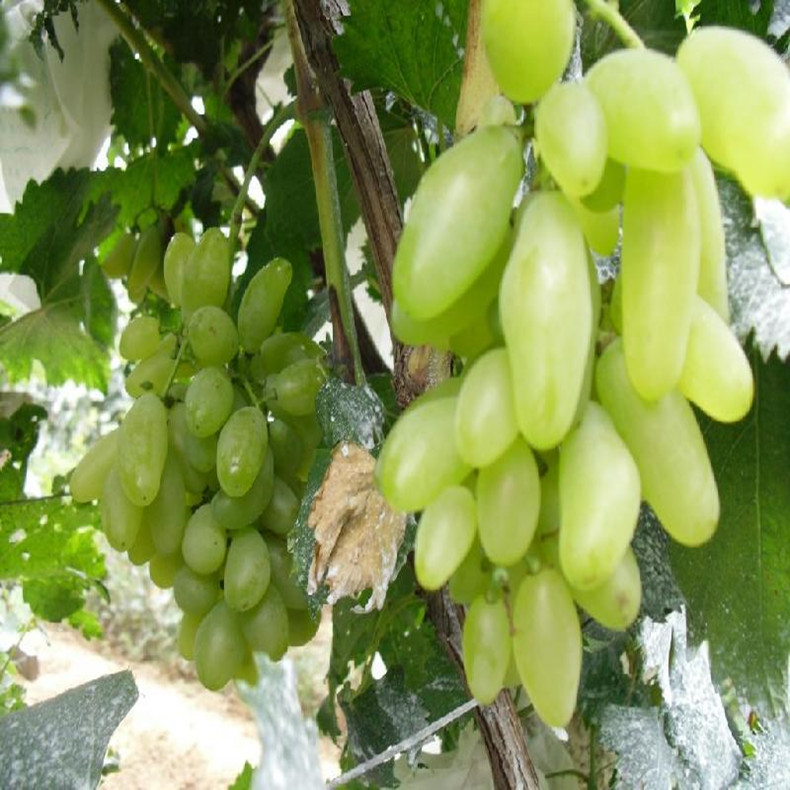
71 228 326 690
377 1 787 727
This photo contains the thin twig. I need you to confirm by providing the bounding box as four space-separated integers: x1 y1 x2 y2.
583 0 644 48
0 493 70 507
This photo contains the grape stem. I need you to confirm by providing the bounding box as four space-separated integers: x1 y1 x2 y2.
583 0 644 49
159 336 187 399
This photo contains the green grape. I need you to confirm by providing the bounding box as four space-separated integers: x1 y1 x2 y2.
462 596 511 705
448 313 498 361
512 568 581 727
482 0 575 104
376 395 470 512
101 465 143 551
266 536 308 610
596 339 719 546
225 529 271 612
212 449 275 530
235 651 259 685
536 462 559 539
70 429 118 503
499 192 591 450
217 406 268 497
393 125 523 320
689 149 729 321
268 419 303 483
241 585 289 659
679 297 754 423
609 274 623 335
120 316 160 362
163 232 194 308
414 485 477 591
478 95 517 128
187 306 239 367
168 403 214 494
254 333 324 381
569 198 619 257
264 359 326 417
180 228 231 317
237 258 293 352
677 27 790 198
101 232 136 279
127 225 162 303
125 334 178 399
585 49 700 173
581 159 625 213
449 539 491 605
287 608 320 647
559 402 640 590
185 366 234 438
127 519 155 566
194 601 246 691
535 82 607 197
118 393 168 507
477 438 540 567
183 429 217 475
145 453 188 556
570 547 642 631
572 255 602 427
148 267 170 302
182 504 227 574
173 566 220 616
284 413 323 477
149 551 183 589
178 612 203 661
454 348 518 468
260 477 299 536
621 166 700 401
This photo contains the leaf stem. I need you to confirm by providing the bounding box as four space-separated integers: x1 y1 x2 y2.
0 493 70 507
583 0 644 49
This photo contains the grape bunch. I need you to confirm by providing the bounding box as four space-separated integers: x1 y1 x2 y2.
377 1 787 728
71 228 326 690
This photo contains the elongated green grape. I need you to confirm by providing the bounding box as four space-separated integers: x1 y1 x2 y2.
144 453 188 556
168 403 214 494
178 612 203 661
500 192 592 449
194 600 246 691
287 609 320 647
482 0 575 104
572 255 602 427
264 360 326 417
581 159 625 213
187 306 239 367
128 225 163 302
376 395 470 512
393 126 523 320
217 406 268 497
414 485 477 591
212 449 274 530
585 49 700 172
149 551 183 589
266 536 307 610
569 198 619 257
182 429 217 475
512 568 581 727
118 393 168 506
127 519 155 566
253 333 324 381
448 312 497 360
677 27 790 198
679 297 754 423
224 529 271 612
570 547 642 631
182 504 227 574
70 429 118 503
689 149 729 321
102 232 136 279
449 539 490 605
180 228 231 317
454 348 518 468
185 366 234 438
119 315 160 361
536 82 607 197
596 339 719 546
173 565 220 616
621 166 700 401
260 477 299 535
125 334 177 398
101 466 143 551
268 419 303 483
559 402 640 590
241 585 289 659
463 596 511 705
237 258 293 352
477 438 540 567
536 462 559 540
163 232 194 308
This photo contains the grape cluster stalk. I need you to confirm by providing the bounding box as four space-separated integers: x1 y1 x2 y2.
71 228 326 690
377 0 787 727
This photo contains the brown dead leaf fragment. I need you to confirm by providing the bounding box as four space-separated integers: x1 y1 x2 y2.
308 441 407 610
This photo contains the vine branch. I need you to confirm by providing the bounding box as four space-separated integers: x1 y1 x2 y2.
583 0 644 49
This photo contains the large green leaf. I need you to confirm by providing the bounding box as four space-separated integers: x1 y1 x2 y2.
333 0 467 131
670 347 790 716
0 402 46 500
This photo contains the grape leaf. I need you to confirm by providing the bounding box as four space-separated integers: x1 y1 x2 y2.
0 670 137 789
333 0 467 131
722 178 790 361
0 403 47 500
315 379 386 451
228 762 254 790
670 347 790 717
697 0 775 36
